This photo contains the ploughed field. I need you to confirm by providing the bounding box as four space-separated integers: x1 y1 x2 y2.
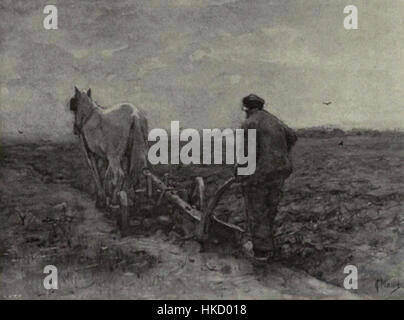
0 133 403 299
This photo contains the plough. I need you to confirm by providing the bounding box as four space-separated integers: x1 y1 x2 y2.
79 133 245 240
117 168 246 241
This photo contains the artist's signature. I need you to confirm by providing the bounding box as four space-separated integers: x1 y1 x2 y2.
375 278 402 295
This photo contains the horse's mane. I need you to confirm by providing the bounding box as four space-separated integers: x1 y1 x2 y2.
94 100 107 110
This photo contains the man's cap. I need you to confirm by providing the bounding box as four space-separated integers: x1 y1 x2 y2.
242 94 265 109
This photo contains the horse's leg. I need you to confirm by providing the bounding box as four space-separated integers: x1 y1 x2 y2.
108 157 125 206
103 163 112 206
79 135 106 208
93 155 107 208
106 157 127 233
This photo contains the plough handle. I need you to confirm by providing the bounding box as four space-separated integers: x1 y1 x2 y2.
196 176 236 241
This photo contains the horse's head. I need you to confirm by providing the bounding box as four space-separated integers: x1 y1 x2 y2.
69 86 93 135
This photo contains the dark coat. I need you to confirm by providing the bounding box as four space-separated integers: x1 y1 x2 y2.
241 109 297 184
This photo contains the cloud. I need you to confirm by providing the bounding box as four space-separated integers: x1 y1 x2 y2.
150 0 240 7
1 0 404 142
191 27 321 67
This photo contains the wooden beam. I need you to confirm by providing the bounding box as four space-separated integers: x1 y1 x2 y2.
195 177 207 241
118 191 129 237
144 169 202 222
79 135 105 203
143 169 245 235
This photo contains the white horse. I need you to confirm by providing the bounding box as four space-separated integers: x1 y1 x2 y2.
69 86 149 208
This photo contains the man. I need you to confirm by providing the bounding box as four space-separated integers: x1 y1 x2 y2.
237 94 297 261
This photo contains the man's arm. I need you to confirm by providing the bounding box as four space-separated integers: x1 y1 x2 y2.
243 119 260 162
234 119 259 180
268 112 297 152
284 125 298 152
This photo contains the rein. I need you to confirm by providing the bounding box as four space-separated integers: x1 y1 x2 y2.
76 106 96 135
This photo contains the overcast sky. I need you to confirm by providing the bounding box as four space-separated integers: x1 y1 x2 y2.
1 0 403 141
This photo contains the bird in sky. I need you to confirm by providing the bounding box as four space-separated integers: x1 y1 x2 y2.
18 129 23 134
322 101 332 106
